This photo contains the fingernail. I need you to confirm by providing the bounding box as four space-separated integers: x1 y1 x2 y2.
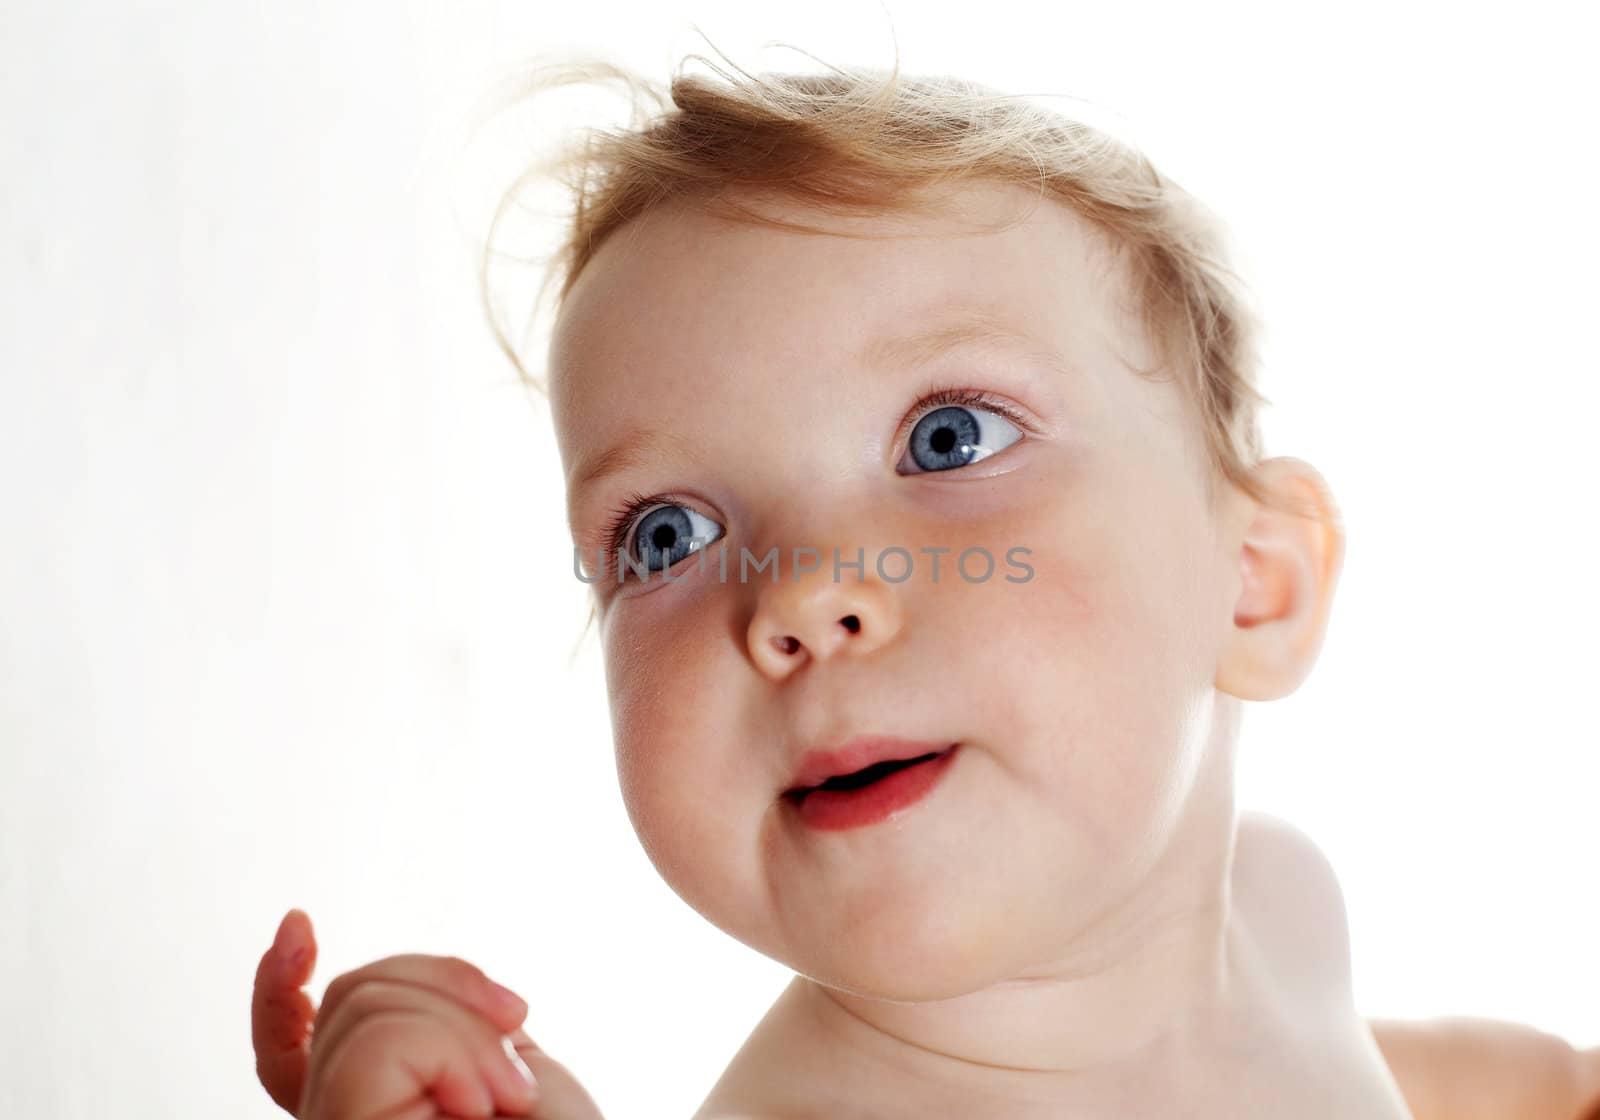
502 1036 539 1093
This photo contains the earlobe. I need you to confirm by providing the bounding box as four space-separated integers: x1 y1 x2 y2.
1214 457 1346 702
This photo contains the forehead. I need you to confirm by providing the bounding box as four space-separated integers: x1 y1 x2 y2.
544 179 1179 493
553 182 1134 377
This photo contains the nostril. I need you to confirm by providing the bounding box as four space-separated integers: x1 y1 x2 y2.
775 635 801 655
840 615 860 634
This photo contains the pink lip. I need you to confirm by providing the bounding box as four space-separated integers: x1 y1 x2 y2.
783 740 960 832
785 736 954 793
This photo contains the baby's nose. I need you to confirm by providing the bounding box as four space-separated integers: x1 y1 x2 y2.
745 554 904 678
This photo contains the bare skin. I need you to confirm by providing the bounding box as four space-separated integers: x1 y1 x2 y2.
688 810 1412 1119
1370 1015 1600 1120
247 867 1600 1118
689 810 1600 1119
539 177 1596 1119
250 177 1597 1119
250 908 605 1119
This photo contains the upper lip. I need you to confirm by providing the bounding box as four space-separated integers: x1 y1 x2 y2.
784 736 955 794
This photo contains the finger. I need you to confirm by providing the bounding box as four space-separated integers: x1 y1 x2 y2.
507 1029 606 1120
1581 1046 1600 1111
483 1034 540 1116
305 978 501 1093
303 980 538 1117
317 954 528 1044
253 908 319 1114
309 1008 537 1120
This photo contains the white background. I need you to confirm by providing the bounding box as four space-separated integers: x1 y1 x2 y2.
2 1 1596 1116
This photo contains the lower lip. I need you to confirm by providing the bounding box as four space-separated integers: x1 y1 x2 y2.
788 746 959 832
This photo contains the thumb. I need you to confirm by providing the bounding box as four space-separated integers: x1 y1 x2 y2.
251 908 319 1115
509 1028 608 1120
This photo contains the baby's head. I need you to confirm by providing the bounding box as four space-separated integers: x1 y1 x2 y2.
483 48 1343 1002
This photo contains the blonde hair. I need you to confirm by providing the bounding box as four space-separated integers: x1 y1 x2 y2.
474 38 1302 644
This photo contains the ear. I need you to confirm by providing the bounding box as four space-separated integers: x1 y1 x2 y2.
1215 456 1346 702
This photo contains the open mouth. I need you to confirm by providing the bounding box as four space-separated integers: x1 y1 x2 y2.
789 751 946 798
781 745 959 831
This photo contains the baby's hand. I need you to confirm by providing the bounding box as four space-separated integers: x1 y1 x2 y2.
251 908 606 1119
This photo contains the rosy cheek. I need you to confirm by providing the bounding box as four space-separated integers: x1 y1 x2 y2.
613 694 681 798
608 629 723 799
606 658 676 804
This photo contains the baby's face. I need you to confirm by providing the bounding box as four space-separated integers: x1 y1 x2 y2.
548 180 1252 999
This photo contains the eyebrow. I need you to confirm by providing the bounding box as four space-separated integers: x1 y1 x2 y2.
859 312 1055 372
567 309 1061 514
569 429 677 499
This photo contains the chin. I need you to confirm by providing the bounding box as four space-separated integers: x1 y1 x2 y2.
792 914 1024 1004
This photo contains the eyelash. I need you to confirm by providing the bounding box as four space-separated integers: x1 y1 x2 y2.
603 486 675 559
892 384 1033 449
600 385 1033 557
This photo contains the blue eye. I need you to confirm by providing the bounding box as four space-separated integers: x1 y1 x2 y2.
897 398 1025 474
607 497 723 579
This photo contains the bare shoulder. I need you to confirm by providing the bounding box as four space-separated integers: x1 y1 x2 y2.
1231 809 1355 1006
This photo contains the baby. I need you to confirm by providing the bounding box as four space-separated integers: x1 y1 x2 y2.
251 47 1600 1120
